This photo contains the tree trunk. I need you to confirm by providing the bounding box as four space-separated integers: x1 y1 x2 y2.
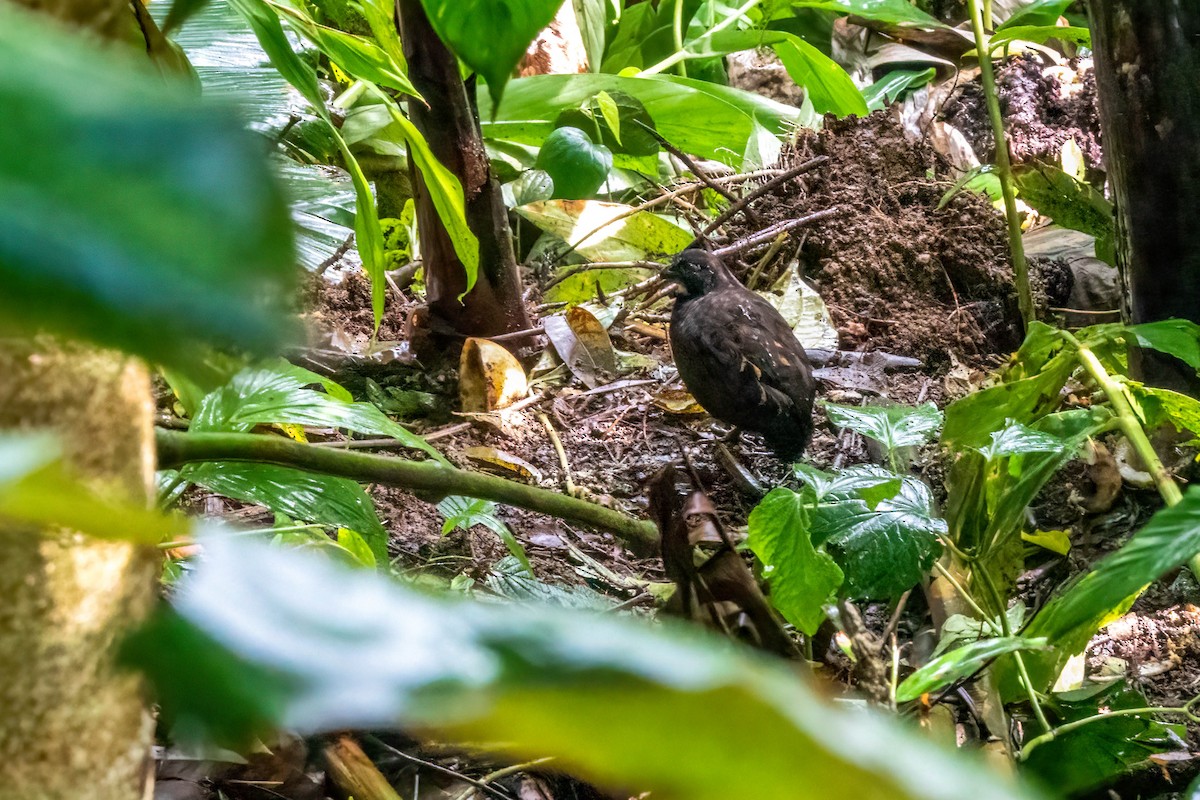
396 0 532 338
0 341 157 800
1088 0 1200 394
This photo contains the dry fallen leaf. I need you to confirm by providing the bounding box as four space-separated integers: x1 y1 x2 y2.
542 306 617 389
651 388 706 415
459 337 528 412
463 446 544 483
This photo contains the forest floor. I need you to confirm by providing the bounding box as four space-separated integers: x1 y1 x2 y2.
166 57 1200 800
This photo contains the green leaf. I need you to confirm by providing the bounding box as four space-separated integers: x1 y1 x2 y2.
554 91 660 157
989 24 1090 50
896 637 1049 702
535 127 614 199
998 0 1073 29
1023 683 1187 795
124 536 1047 800
823 402 943 460
788 0 948 29
419 0 564 108
1126 382 1200 442
746 488 843 635
773 35 868 117
1014 487 1200 693
864 68 936 111
336 528 378 568
438 496 532 575
1127 319 1200 370
370 89 481 294
186 462 389 561
572 0 607 73
0 434 187 545
0 5 296 371
191 367 444 462
268 4 420 97
480 73 800 163
813 471 946 599
1012 163 1112 240
939 165 1002 208
941 356 1075 449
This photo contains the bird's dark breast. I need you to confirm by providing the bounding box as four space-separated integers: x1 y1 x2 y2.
669 292 816 458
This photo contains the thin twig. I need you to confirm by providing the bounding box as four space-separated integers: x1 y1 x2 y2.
449 758 558 800
370 738 515 800
715 207 849 257
538 411 575 496
316 232 356 275
701 155 829 237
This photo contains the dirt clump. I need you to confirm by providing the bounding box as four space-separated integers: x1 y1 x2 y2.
724 111 1023 366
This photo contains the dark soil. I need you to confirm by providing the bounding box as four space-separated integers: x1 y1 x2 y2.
723 111 1025 367
942 55 1104 179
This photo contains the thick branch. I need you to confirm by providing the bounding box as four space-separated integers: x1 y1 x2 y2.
156 429 658 554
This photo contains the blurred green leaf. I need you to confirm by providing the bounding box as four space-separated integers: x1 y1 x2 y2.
337 527 378 568
864 68 936 111
0 434 187 545
998 0 1073 28
989 24 1090 50
746 487 843 634
1126 319 1200 370
419 0 563 108
0 4 296 371
1012 163 1112 241
124 536 1047 800
896 636 1048 703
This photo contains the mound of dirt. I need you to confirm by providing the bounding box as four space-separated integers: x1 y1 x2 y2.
724 111 1024 367
943 55 1104 178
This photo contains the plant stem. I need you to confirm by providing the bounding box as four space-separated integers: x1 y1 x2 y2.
975 566 1051 734
638 0 761 76
931 561 997 633
672 0 687 78
1020 701 1197 761
966 0 1033 331
156 429 659 554
1062 333 1195 575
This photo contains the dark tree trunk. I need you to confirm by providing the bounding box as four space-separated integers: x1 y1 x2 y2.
396 0 531 338
1089 0 1200 394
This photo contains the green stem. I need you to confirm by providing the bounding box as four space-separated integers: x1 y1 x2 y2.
931 561 997 633
156 429 659 554
966 0 1033 331
638 0 760 76
1065 334 1196 574
976 565 1050 734
672 0 687 78
1020 698 1199 761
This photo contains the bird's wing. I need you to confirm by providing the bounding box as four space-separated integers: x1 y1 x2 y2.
695 292 814 414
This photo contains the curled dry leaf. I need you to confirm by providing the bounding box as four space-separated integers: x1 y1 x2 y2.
651 388 705 415
463 446 544 483
542 306 617 389
459 337 528 412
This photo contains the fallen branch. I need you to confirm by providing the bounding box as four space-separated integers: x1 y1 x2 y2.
156 429 659 554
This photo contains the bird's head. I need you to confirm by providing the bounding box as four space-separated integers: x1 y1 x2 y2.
663 249 725 298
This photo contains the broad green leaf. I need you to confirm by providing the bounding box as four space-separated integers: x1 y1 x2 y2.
1126 382 1200 442
535 127 614 199
864 68 936 111
266 2 420 97
0 434 187 545
336 528 378 568
824 402 943 464
481 74 800 164
747 488 843 634
773 35 867 117
1013 488 1200 694
419 0 564 108
973 421 1069 461
439 496 532 575
554 91 660 157
998 0 1073 29
941 356 1075 449
186 462 389 561
989 25 1090 51
124 537 1047 800
815 473 946 599
572 0 607 73
1023 683 1187 795
0 5 296 371
896 637 1049 703
788 0 948 29
191 367 443 461
1012 163 1112 240
1127 319 1200 370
